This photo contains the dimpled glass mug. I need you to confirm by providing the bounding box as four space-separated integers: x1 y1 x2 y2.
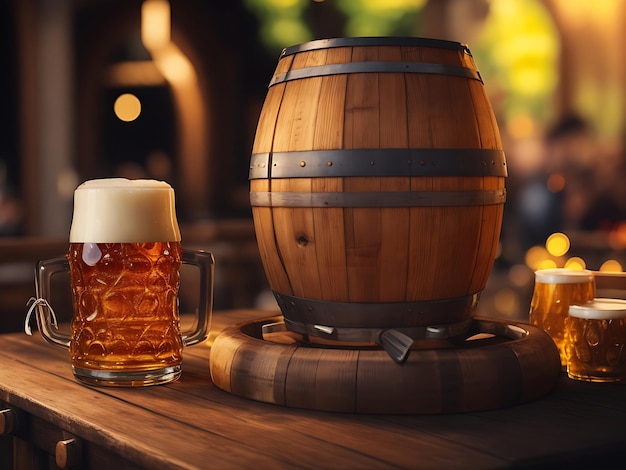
529 268 595 368
567 299 626 382
27 178 214 387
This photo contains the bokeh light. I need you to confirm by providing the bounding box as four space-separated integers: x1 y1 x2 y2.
493 287 520 318
608 222 626 250
546 173 566 192
113 93 141 122
475 0 558 123
525 245 551 270
508 264 534 287
599 260 623 272
564 257 586 270
546 232 570 257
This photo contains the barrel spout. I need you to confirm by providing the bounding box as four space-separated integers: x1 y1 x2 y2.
379 329 414 365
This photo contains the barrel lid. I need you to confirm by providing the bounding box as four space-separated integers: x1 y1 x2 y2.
534 268 594 284
569 298 626 320
281 37 472 58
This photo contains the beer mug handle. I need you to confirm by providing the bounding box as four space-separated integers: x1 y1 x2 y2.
181 249 214 347
32 257 72 348
29 250 214 349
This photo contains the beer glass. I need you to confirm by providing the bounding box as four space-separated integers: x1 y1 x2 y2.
529 268 595 368
27 179 214 387
567 299 626 382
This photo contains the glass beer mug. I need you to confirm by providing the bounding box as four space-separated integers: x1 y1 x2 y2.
529 268 595 368
567 299 626 383
26 178 214 387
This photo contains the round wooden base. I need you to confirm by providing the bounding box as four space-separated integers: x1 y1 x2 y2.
209 316 561 414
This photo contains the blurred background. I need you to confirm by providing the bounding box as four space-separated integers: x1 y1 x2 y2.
1 0 626 330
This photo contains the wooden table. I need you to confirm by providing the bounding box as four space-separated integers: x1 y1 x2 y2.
1 309 625 469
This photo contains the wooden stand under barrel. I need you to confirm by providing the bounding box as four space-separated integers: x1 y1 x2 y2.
210 37 561 413
210 316 561 414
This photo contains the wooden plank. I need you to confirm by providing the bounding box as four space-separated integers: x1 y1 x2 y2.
0 237 67 263
285 81 324 152
270 178 321 300
377 46 407 148
311 178 349 302
251 83 286 155
307 46 352 302
343 45 379 150
341 45 383 302
379 177 410 303
4 310 626 469
404 46 432 148
446 74 483 147
431 178 482 297
378 46 410 302
0 344 295 469
468 79 502 149
381 379 626 467
406 179 439 300
0 332 505 469
273 49 326 154
312 48 350 151
250 180 292 295
471 176 505 295
343 179 383 303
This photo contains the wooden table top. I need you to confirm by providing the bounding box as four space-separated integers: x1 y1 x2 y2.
1 309 625 469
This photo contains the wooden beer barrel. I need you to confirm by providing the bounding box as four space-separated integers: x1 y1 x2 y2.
249 37 506 339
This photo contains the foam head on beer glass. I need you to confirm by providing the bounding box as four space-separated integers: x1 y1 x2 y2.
26 178 214 387
567 299 626 382
529 268 595 368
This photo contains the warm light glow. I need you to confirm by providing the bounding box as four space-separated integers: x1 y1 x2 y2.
360 0 425 9
525 245 550 270
340 0 425 36
114 93 142 122
140 0 197 87
264 0 299 6
153 44 195 85
556 0 616 33
104 61 166 87
266 18 310 48
508 264 534 288
546 172 566 192
141 0 171 51
537 259 558 269
599 260 623 272
564 257 586 270
493 288 520 317
608 222 626 250
546 232 570 257
476 0 558 123
506 113 534 139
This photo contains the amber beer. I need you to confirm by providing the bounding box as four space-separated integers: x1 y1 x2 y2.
33 178 213 387
529 268 595 368
567 299 626 382
67 241 184 378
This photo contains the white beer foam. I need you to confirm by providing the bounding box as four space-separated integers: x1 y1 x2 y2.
535 268 594 284
69 178 181 243
569 298 626 320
